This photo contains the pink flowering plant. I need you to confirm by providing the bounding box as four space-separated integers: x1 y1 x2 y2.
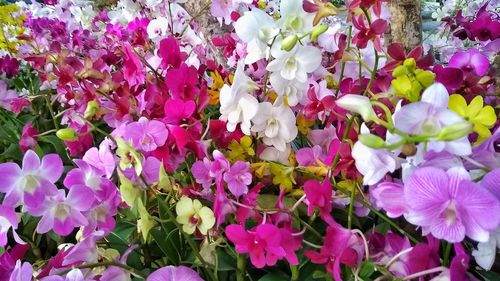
0 0 499 280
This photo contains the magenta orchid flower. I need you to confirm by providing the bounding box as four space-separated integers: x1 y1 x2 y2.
147 266 203 281
304 179 334 225
0 244 29 280
470 11 500 41
27 186 95 236
123 117 168 152
226 223 287 268
223 161 252 198
19 122 39 153
449 48 490 76
404 167 500 243
0 150 62 207
122 44 145 89
305 223 362 281
352 16 387 51
163 99 196 125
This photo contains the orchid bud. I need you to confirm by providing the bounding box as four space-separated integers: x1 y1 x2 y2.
56 128 78 141
358 134 386 149
281 35 299 51
403 58 416 71
310 24 329 42
415 69 436 88
84 100 99 119
436 122 473 141
392 65 408 77
336 94 377 122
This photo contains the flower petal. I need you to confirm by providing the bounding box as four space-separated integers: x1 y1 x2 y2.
0 163 21 193
41 154 63 183
457 180 500 242
22 150 40 172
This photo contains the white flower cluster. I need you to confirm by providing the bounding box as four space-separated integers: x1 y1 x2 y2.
219 0 324 152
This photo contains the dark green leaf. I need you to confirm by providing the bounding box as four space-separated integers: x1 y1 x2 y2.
258 271 290 281
359 261 376 279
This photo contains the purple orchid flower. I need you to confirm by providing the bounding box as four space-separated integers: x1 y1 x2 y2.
449 48 490 76
9 260 33 281
192 158 213 189
404 167 500 243
41 269 89 281
295 145 327 166
123 117 168 152
370 182 406 218
223 161 252 198
209 150 230 179
147 266 203 281
63 159 121 237
27 186 95 236
63 231 104 266
82 139 116 179
0 206 24 247
0 150 62 207
64 160 117 201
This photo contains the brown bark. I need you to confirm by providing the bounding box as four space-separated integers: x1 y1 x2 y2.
386 0 423 51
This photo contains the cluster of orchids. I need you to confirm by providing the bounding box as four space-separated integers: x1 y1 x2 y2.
0 0 498 280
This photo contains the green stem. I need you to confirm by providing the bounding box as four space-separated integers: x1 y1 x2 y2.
237 254 246 281
347 183 356 229
44 94 59 130
443 242 452 267
358 199 419 244
293 214 323 241
290 264 300 281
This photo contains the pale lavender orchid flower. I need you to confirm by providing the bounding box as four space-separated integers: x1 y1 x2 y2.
404 167 500 243
0 150 62 207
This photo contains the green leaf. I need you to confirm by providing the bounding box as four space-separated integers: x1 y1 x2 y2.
258 271 290 281
38 135 71 163
137 200 156 241
106 221 136 245
150 227 181 265
312 270 328 279
375 222 390 234
118 170 142 208
359 261 376 279
476 269 500 281
216 249 236 271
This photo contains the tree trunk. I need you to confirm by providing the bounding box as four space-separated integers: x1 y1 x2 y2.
386 0 423 51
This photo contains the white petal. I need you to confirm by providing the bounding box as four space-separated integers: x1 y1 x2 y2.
421 83 449 108
297 46 322 72
473 238 497 270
